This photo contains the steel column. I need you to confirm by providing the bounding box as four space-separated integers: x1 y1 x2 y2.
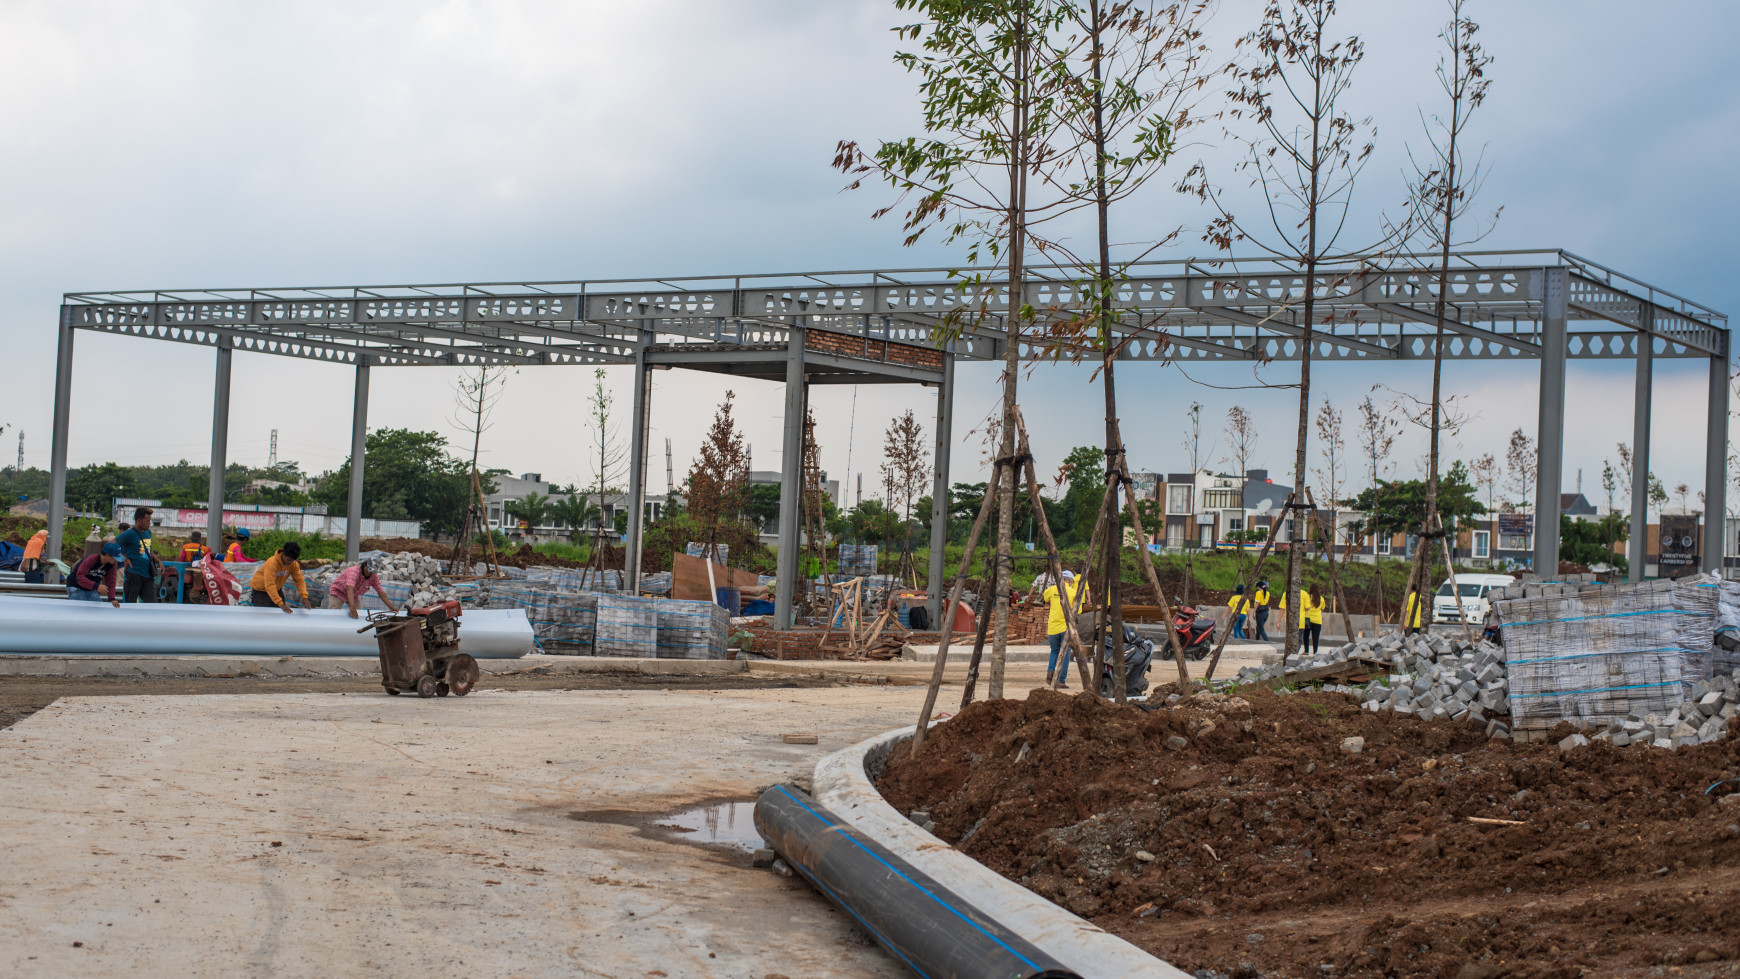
773 328 807 628
1629 310 1653 582
927 353 955 620
624 343 653 592
344 359 371 563
45 307 75 561
1704 340 1730 574
206 340 233 551
1533 267 1568 574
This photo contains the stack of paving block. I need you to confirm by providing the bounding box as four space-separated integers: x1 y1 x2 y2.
653 598 730 659
1577 669 1740 748
1713 580 1740 676
594 594 660 657
1496 575 1718 730
685 542 728 564
838 544 879 578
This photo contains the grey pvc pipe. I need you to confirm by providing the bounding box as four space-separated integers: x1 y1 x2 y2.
753 784 1080 979
0 597 534 658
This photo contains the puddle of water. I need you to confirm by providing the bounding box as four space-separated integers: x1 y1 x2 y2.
651 801 764 852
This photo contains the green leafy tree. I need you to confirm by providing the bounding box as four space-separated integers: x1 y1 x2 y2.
1057 445 1104 546
746 482 782 534
505 491 553 533
67 463 136 515
314 428 472 537
1347 460 1485 539
550 494 599 543
1561 513 1626 574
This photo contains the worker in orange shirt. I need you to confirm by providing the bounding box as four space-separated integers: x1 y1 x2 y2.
178 531 211 563
20 528 49 584
224 527 255 563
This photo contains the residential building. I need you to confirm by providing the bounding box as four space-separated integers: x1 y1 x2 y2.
485 473 670 542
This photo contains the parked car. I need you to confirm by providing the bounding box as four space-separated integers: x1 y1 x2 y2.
1432 573 1515 625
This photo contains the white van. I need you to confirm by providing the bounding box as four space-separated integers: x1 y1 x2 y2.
1432 573 1515 625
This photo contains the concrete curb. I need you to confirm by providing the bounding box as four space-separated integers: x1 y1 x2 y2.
812 725 1185 979
0 654 748 678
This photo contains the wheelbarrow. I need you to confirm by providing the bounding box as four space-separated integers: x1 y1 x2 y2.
358 599 481 698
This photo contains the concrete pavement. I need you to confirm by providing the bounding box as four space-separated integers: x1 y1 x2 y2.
0 686 934 978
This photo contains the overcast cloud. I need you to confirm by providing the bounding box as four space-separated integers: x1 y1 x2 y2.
0 0 1733 510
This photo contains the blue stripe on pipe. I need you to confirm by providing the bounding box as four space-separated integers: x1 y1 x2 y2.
788 861 932 979
774 784 1045 972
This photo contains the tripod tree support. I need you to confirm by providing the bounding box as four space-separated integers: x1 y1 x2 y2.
910 459 1008 757
1010 409 1100 695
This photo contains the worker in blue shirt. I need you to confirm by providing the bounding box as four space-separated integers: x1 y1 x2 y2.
115 506 158 603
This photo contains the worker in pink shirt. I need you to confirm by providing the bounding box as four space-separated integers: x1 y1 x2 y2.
325 559 398 618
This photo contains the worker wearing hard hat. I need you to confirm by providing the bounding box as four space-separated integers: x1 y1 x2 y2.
1042 570 1089 689
249 542 308 614
224 528 255 564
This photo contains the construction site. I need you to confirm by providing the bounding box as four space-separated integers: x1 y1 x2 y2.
5 2 1740 978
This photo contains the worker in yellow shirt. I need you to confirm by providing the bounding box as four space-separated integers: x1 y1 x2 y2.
1041 570 1088 689
1251 579 1272 641
1226 585 1251 639
249 542 308 614
1279 586 1325 654
1404 588 1424 636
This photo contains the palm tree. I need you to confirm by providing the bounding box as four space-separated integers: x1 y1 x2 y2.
505 491 553 537
551 494 600 544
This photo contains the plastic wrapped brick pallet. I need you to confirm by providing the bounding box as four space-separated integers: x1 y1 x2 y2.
595 594 658 657
1499 575 1719 728
653 598 729 659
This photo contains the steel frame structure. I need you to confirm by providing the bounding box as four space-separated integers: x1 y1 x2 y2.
48 248 1729 623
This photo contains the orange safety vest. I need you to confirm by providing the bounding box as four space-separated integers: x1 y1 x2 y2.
179 542 210 563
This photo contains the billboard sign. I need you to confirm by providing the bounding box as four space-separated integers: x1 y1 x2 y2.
1496 513 1533 536
1659 515 1699 568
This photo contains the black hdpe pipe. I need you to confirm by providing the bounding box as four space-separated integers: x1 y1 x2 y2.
754 784 1080 979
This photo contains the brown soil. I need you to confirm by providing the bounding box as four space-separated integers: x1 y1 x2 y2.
878 689 1740 979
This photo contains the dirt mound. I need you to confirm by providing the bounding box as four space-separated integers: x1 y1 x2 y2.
878 689 1740 979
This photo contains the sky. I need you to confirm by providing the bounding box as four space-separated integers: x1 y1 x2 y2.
0 0 1734 512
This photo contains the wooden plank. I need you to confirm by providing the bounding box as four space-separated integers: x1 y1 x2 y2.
1245 659 1377 692
671 552 760 601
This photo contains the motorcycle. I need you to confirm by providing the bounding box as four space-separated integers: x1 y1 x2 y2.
1170 599 1217 661
1099 625 1155 699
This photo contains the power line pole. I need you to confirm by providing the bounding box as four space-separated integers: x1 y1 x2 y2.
664 437 674 496
15 431 22 472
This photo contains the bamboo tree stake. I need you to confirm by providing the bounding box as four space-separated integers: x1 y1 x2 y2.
959 545 1001 709
1304 488 1352 627
910 460 1008 757
1102 417 1190 690
1435 511 1477 644
1202 491 1295 681
1010 413 1099 694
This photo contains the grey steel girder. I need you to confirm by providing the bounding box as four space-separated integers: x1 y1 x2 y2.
61 250 1726 373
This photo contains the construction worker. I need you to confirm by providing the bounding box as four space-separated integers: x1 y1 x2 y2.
224 528 254 564
19 528 48 584
1404 588 1425 636
1280 586 1325 655
1042 570 1088 689
116 507 158 603
249 541 308 614
1226 584 1250 639
1252 579 1272 641
326 559 398 618
178 531 210 563
66 543 125 607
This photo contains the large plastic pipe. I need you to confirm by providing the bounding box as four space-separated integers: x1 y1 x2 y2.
0 597 533 658
753 784 1079 979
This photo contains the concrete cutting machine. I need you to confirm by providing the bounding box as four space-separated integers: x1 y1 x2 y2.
358 599 481 698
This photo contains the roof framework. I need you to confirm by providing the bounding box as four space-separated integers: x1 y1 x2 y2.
46 248 1732 624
